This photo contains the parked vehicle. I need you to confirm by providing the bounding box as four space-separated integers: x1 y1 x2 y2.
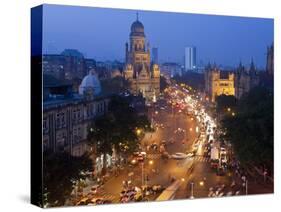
216 167 225 176
171 152 188 159
162 151 170 159
210 159 219 169
76 197 90 206
211 146 219 160
186 152 195 157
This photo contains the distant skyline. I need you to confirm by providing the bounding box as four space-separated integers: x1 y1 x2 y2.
42 4 273 69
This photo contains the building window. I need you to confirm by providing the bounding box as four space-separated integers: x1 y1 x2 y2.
56 112 66 129
56 132 65 151
73 108 82 122
43 139 49 150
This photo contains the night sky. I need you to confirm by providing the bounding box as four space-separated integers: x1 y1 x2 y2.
42 4 273 69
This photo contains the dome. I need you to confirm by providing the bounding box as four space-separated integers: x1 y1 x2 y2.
130 20 145 37
79 70 101 96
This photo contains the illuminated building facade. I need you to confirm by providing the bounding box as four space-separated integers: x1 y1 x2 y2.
205 64 235 102
123 15 160 103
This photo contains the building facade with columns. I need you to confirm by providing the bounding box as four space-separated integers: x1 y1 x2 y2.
43 73 109 157
123 15 160 103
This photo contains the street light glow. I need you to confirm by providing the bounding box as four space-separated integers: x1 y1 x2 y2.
136 129 142 135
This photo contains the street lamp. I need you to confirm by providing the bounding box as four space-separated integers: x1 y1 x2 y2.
136 129 142 135
245 180 248 195
199 181 204 186
190 182 194 199
149 160 154 165
227 107 231 112
231 112 236 117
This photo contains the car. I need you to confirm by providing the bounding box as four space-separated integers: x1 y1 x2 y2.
210 159 219 169
161 140 167 145
169 139 175 144
220 153 227 163
90 184 101 194
137 154 144 161
171 152 188 159
120 195 129 203
203 148 209 156
76 197 90 206
152 185 162 192
161 151 170 159
150 143 158 151
186 152 195 157
90 198 105 205
134 192 143 201
102 199 112 204
221 157 227 164
220 147 227 153
216 167 225 176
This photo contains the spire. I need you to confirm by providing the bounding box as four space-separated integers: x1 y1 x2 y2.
250 57 255 70
249 57 256 75
238 58 242 67
206 61 211 70
237 60 244 75
213 62 217 69
136 12 139 21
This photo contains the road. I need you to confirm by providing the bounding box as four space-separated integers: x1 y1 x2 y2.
93 94 231 202
76 84 273 205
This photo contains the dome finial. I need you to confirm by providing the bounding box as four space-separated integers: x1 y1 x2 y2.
136 12 139 21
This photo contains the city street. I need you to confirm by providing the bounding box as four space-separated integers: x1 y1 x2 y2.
74 84 273 205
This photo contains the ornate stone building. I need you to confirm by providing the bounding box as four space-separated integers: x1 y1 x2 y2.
43 73 109 157
123 15 160 103
205 64 235 102
235 60 259 99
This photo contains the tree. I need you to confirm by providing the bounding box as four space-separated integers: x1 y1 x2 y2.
43 152 93 207
216 95 237 114
172 72 204 91
160 75 169 92
100 76 130 94
221 86 273 172
87 95 151 172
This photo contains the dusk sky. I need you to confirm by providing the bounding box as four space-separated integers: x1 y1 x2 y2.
42 4 273 69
